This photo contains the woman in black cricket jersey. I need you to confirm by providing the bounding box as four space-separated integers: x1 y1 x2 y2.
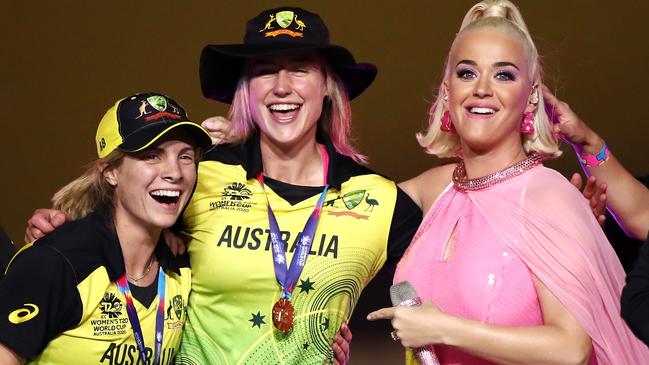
0 92 211 364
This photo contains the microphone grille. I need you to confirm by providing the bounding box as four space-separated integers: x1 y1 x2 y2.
390 281 418 306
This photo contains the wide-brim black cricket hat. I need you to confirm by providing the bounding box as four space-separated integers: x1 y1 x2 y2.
200 6 377 103
95 92 212 158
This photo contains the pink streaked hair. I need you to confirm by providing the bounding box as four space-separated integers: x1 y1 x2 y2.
227 56 367 165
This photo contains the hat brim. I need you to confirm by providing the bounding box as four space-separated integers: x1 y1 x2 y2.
200 43 377 103
119 121 212 153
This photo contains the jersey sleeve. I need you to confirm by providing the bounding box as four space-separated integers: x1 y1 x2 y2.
385 187 422 267
0 244 82 359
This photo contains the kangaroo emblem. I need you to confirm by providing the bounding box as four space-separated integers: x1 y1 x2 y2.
294 15 306 31
260 14 275 32
324 196 341 208
135 100 151 119
166 300 174 320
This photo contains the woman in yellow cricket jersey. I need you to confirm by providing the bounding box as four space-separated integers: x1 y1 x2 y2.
0 92 211 364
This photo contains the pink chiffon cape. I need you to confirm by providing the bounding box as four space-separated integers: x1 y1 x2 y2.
396 165 649 364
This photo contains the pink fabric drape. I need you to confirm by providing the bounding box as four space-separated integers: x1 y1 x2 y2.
396 165 649 364
468 165 648 364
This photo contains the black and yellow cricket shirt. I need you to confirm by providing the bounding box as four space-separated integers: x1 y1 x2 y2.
177 131 421 364
0 210 191 364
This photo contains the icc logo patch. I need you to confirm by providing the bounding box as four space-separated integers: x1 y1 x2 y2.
100 293 123 318
223 182 252 200
209 182 257 212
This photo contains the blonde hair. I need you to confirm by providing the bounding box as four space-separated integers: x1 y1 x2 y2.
51 151 125 220
227 54 367 164
417 0 561 159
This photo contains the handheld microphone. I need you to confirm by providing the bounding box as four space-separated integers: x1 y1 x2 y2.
389 281 440 365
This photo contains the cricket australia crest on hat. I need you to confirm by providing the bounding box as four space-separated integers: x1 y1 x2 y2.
146 95 168 112
276 11 294 28
259 9 305 38
131 94 184 123
95 92 211 158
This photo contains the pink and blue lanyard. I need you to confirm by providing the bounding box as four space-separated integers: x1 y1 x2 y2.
116 266 166 365
256 145 329 300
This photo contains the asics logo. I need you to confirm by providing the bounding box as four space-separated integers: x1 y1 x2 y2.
8 304 39 324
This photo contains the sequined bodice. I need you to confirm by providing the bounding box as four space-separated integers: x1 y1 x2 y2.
396 186 543 365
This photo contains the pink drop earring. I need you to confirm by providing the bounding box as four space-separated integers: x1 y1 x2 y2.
521 112 535 135
440 111 456 133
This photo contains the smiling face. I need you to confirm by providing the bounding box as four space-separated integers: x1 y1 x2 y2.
247 50 328 150
444 28 536 155
104 129 198 233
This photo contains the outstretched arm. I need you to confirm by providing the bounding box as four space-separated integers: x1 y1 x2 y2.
543 86 649 240
25 209 187 255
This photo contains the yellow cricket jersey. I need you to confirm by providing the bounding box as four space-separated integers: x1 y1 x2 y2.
0 211 191 364
177 132 421 364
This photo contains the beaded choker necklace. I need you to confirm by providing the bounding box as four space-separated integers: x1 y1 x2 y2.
453 153 544 191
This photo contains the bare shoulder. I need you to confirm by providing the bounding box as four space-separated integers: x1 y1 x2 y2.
399 163 456 211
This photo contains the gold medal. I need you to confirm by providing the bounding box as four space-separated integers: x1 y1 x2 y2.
272 298 295 333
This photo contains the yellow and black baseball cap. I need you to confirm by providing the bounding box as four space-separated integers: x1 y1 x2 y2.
95 92 212 158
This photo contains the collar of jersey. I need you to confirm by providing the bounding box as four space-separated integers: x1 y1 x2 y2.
240 128 345 189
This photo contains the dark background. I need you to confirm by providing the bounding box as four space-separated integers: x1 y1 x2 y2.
2 1 648 363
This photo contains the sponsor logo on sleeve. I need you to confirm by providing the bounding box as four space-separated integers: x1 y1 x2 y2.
8 303 39 324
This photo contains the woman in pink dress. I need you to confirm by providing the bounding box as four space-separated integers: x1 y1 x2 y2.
368 1 649 364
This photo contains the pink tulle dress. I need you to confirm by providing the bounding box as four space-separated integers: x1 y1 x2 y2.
395 163 649 365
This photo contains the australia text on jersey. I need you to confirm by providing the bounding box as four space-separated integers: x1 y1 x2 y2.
217 225 340 258
100 343 176 365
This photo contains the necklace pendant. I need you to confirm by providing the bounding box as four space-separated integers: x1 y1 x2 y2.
272 298 295 333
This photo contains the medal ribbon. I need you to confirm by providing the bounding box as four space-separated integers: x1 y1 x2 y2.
257 145 329 299
116 266 166 365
